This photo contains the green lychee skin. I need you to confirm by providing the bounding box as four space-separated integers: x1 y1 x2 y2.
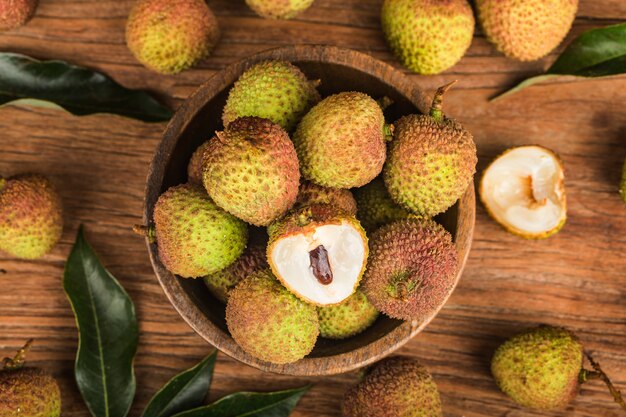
294 92 390 189
0 174 63 260
491 326 584 410
295 181 357 216
153 183 247 278
384 113 477 217
0 367 61 417
476 0 578 61
223 61 321 132
317 290 378 339
0 0 37 31
342 356 443 417
245 0 315 19
126 0 220 74
354 177 410 232
203 244 268 304
226 269 319 364
202 117 301 226
381 0 475 75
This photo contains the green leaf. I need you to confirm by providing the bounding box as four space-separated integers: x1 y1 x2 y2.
142 352 217 417
64 226 139 417
492 23 626 101
170 386 310 417
0 52 173 122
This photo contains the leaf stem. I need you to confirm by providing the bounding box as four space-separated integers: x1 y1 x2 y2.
582 352 626 411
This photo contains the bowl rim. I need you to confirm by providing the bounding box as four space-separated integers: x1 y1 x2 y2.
143 45 476 376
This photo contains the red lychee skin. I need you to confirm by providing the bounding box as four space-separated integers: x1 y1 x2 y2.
362 218 458 321
0 0 38 31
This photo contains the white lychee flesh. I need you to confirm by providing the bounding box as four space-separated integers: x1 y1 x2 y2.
269 221 367 306
480 145 566 238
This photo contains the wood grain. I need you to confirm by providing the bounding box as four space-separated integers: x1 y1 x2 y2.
0 0 625 416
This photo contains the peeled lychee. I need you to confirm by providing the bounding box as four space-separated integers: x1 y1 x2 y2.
267 204 368 306
480 145 566 239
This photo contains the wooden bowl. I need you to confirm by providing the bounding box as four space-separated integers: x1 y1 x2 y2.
143 45 475 376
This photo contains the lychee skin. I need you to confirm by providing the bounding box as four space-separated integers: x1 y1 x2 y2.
126 0 220 74
362 218 458 321
317 290 378 339
295 181 357 216
203 117 300 226
222 60 321 132
0 174 63 260
203 244 268 303
226 269 319 364
491 326 584 410
342 356 443 417
0 367 61 417
153 183 248 278
187 141 209 185
0 0 38 32
245 0 315 19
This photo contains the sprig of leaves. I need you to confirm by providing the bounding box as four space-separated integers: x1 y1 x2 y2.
493 23 626 101
0 53 172 122
64 227 309 417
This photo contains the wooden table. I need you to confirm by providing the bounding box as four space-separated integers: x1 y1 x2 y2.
0 1 625 416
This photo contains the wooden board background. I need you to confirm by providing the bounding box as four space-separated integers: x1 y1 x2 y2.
0 1 625 416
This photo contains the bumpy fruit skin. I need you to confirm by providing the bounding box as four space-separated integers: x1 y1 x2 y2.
223 61 320 132
294 92 390 188
245 0 315 19
477 0 578 61
0 367 61 417
343 356 443 417
354 177 409 232
0 174 63 259
384 113 476 217
204 244 268 303
491 326 583 410
317 290 378 339
153 183 247 278
203 117 300 226
295 181 357 216
0 0 37 31
187 141 209 185
381 0 475 75
226 269 319 364
362 218 458 321
126 0 220 74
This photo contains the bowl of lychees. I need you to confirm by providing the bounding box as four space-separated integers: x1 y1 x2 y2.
140 45 476 375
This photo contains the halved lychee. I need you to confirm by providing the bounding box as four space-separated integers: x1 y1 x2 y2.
267 204 368 306
480 145 566 239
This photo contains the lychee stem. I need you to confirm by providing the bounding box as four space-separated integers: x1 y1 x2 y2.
2 339 33 370
132 224 156 244
429 80 457 123
0 176 5 192
580 352 626 411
